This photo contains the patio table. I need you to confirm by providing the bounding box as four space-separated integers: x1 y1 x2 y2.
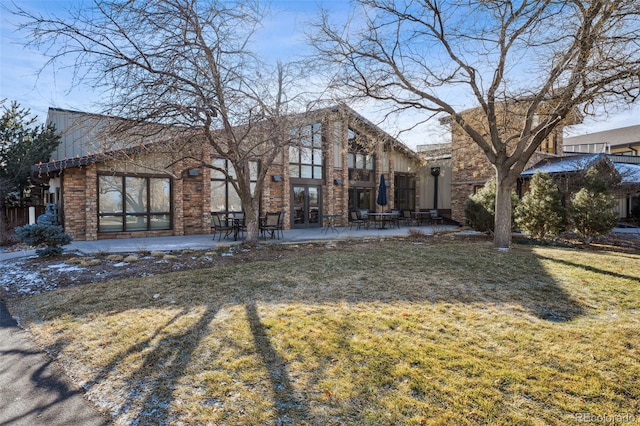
368 212 399 229
321 214 341 234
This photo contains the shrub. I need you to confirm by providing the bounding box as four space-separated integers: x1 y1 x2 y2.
15 223 73 257
465 178 519 233
569 168 618 244
516 171 567 239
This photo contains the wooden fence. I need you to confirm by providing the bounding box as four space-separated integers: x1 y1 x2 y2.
3 206 46 228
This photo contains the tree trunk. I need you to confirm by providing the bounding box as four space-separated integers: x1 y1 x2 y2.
243 198 261 246
494 169 513 250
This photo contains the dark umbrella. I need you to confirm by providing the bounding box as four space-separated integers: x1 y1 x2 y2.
376 174 388 211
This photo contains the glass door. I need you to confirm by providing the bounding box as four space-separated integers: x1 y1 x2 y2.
291 184 321 228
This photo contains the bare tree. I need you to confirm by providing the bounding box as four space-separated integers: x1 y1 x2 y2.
311 0 640 249
15 0 311 245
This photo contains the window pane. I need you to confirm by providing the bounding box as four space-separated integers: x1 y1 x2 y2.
365 155 374 170
356 154 364 169
312 123 322 146
227 163 237 179
309 207 319 224
347 153 355 168
99 215 123 232
249 161 259 182
150 214 171 230
301 165 312 178
300 147 312 164
99 176 122 213
227 183 241 212
301 125 312 147
211 158 226 179
211 180 226 211
313 166 323 179
150 178 170 213
293 186 305 204
289 146 299 163
126 215 148 231
313 148 323 165
308 187 319 204
289 164 300 178
125 177 147 214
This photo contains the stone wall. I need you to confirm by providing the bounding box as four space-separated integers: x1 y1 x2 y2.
61 166 89 241
449 107 565 224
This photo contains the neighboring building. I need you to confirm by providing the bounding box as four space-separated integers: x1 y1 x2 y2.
564 125 640 156
520 153 640 221
32 105 424 241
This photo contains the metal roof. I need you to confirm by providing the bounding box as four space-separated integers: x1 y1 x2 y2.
520 153 640 184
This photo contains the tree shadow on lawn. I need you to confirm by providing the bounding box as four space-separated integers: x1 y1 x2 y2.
23 243 587 424
536 254 640 282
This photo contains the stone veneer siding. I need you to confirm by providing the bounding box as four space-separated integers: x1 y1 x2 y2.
450 125 564 224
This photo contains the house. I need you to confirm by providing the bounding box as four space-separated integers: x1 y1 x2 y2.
31 105 427 241
520 153 640 221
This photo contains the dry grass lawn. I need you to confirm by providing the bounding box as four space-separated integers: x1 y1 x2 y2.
8 240 640 425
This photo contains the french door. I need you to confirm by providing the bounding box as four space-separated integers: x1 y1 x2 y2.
291 184 321 228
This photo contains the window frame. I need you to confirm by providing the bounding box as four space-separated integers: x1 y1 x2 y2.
289 122 324 180
98 173 172 233
347 128 375 182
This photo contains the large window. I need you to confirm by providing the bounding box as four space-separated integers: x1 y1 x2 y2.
347 128 375 181
289 122 323 179
394 173 416 210
98 174 171 233
210 159 259 212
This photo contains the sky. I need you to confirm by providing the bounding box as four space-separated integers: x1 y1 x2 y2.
1 0 639 149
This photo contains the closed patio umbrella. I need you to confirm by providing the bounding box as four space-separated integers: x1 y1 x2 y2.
376 174 388 211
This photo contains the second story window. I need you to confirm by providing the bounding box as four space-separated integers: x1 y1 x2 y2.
538 132 557 154
348 128 375 181
289 123 323 179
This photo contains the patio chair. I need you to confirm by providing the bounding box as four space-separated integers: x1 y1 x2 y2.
230 211 246 240
357 209 370 229
211 212 233 241
429 209 444 225
400 210 416 226
260 212 282 239
350 211 365 230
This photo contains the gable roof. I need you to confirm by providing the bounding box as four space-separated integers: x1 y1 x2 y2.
34 105 420 178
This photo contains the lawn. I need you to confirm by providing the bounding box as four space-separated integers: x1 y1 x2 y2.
8 240 640 425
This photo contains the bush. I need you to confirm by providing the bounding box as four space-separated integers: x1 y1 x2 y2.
515 171 567 239
569 168 618 244
15 224 73 257
465 178 519 233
